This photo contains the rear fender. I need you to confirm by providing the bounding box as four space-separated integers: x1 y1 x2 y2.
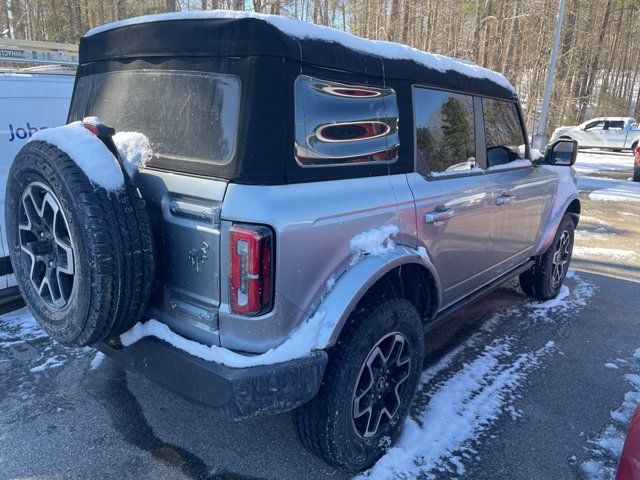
318 246 441 349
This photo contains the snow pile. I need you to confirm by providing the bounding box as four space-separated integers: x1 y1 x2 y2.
349 225 399 265
527 271 596 321
90 351 106 370
121 308 330 368
430 165 483 177
86 11 514 93
578 176 640 202
29 121 125 191
358 339 556 479
530 148 544 162
0 307 91 378
486 159 532 171
113 131 152 178
580 351 640 480
532 284 571 310
28 120 154 189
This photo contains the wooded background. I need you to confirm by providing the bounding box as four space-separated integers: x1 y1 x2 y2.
1 0 639 134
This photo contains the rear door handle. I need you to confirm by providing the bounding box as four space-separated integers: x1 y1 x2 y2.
424 209 455 224
496 194 516 205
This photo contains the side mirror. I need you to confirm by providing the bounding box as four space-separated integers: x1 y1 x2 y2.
543 139 578 166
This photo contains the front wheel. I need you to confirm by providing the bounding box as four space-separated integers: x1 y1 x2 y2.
520 214 575 300
294 298 424 473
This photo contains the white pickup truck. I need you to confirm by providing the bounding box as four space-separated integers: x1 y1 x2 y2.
551 117 640 152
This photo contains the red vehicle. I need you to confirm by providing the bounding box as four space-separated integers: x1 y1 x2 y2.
634 145 640 182
616 406 640 479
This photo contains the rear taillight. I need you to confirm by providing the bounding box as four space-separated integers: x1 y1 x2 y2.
229 224 274 316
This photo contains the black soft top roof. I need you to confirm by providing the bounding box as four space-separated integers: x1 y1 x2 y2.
79 14 516 101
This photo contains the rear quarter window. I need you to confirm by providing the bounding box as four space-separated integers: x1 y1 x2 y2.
294 75 399 167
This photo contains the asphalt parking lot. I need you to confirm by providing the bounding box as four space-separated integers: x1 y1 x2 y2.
1 150 639 480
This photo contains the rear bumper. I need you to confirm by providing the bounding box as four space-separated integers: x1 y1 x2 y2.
96 338 327 420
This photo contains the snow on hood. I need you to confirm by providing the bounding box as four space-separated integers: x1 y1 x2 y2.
85 10 514 93
29 122 125 191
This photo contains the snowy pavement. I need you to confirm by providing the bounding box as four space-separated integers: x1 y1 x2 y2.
1 149 639 480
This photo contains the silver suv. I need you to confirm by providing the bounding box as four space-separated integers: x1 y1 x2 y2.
4 13 580 473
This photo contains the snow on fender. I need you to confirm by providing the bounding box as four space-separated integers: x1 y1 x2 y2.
4 123 155 346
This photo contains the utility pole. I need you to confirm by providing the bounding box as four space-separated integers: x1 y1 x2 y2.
532 0 566 150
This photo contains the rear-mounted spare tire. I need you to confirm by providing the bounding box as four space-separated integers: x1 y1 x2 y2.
5 140 154 347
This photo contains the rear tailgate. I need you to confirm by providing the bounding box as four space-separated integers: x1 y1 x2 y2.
137 170 227 345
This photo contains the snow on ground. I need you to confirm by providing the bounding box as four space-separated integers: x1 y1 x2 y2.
358 272 596 479
359 340 555 479
578 176 640 202
574 149 640 202
90 351 106 370
573 246 637 261
86 11 514 93
0 307 91 389
579 350 640 480
573 150 634 175
0 307 47 348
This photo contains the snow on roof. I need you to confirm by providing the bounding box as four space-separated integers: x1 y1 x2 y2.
86 10 514 93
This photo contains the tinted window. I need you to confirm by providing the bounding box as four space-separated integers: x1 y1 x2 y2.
294 76 399 166
607 121 624 130
69 70 240 166
483 98 526 167
413 87 476 176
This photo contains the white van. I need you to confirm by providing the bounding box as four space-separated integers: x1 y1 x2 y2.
0 40 76 308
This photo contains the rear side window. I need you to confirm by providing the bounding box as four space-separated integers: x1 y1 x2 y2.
69 70 240 167
606 121 624 130
413 87 476 176
294 76 399 166
483 98 526 167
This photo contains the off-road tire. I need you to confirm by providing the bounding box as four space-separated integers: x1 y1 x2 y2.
519 214 575 300
5 140 154 347
294 298 424 473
